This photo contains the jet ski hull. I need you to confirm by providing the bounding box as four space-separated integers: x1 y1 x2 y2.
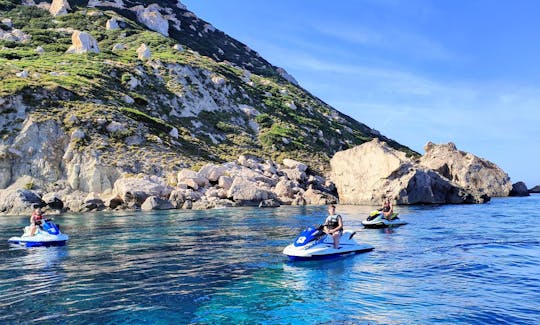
362 216 407 229
8 221 69 247
283 243 374 261
8 234 69 247
283 229 374 261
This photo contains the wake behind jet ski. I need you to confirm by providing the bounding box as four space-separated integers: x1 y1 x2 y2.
8 219 69 247
362 210 407 229
283 225 374 261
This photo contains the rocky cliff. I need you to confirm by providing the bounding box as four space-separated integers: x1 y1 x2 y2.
331 139 511 205
0 0 418 214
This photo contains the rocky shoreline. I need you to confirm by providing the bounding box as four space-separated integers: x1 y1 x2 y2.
0 155 338 215
0 139 533 216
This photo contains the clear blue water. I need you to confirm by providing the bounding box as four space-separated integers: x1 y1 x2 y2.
1 196 539 324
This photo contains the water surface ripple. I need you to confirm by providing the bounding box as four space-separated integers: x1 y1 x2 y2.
1 196 539 324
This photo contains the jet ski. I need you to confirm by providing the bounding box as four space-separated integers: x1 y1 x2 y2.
283 225 374 261
8 219 69 247
362 210 408 229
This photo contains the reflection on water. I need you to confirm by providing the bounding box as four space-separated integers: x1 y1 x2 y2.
0 197 540 323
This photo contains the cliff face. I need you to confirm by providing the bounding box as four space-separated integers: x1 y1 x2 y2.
0 0 417 214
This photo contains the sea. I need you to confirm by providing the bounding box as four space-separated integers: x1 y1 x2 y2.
1 195 539 324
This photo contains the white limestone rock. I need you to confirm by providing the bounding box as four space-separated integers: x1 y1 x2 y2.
331 138 491 205
122 95 134 104
49 0 71 17
106 18 120 30
141 195 174 210
134 5 169 36
15 70 29 78
420 142 512 197
136 43 151 60
66 31 100 54
282 158 308 172
0 29 31 43
113 175 172 205
1 18 12 28
112 43 125 51
169 127 179 139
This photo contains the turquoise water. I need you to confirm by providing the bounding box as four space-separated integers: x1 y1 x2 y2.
1 196 539 324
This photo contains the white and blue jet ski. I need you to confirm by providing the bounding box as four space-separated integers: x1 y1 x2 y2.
283 225 374 261
362 210 408 229
8 219 69 247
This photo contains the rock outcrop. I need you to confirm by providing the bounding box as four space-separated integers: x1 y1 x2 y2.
134 4 169 36
0 189 45 215
509 182 530 197
49 0 71 17
106 18 120 30
66 31 100 54
420 142 512 197
136 43 151 59
331 139 497 205
529 185 540 194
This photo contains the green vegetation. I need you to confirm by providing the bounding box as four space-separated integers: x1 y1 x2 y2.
0 1 418 175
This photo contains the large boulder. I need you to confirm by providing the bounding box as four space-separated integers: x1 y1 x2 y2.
420 142 512 197
273 179 295 199
141 196 174 210
509 182 530 197
0 189 45 215
134 4 169 36
218 176 233 191
42 192 64 210
331 138 410 204
66 31 100 54
106 18 120 30
83 192 105 212
136 43 151 60
282 158 308 172
113 175 172 205
198 163 227 182
331 139 491 205
377 165 489 204
303 188 338 205
227 177 275 205
529 185 540 194
49 0 71 17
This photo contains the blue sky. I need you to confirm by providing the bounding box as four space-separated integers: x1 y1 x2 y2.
183 0 540 187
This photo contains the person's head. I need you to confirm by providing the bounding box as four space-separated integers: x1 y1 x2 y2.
383 199 390 206
328 205 336 214
35 208 42 215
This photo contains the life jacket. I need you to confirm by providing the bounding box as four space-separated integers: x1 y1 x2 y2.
382 205 391 213
32 213 44 222
325 214 341 229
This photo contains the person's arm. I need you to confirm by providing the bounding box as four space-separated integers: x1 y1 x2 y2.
336 216 343 232
30 215 34 224
323 217 330 233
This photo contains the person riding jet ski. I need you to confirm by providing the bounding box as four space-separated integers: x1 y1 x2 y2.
29 208 45 236
323 205 343 249
381 199 397 220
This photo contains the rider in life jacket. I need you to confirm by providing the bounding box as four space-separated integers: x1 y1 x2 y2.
29 208 45 236
381 199 395 220
323 205 343 249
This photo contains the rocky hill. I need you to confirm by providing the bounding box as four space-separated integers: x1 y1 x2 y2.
0 0 417 214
